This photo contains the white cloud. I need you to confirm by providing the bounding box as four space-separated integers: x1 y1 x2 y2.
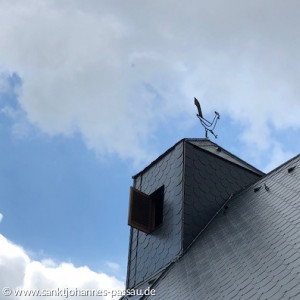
0 234 124 299
40 259 57 268
0 1 300 164
106 262 120 272
0 213 3 223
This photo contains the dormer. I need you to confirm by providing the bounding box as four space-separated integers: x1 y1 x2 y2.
126 138 264 289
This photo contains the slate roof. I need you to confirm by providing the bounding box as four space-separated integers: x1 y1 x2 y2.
126 140 263 291
142 154 300 300
187 139 263 174
132 138 264 179
183 141 263 249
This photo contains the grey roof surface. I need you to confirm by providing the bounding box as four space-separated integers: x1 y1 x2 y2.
143 154 300 300
132 138 264 179
126 140 262 291
126 142 184 289
188 139 264 175
183 141 261 249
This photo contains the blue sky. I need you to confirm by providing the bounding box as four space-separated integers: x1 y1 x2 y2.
0 73 133 279
1 1 300 298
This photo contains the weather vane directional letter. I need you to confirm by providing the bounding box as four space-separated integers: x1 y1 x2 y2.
194 97 220 139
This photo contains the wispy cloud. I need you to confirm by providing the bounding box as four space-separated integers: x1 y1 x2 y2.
106 261 120 271
0 1 300 166
263 144 295 173
0 213 3 223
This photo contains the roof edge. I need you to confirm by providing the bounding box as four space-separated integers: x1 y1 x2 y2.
187 139 264 176
245 152 300 190
132 138 191 179
186 141 264 177
132 138 264 179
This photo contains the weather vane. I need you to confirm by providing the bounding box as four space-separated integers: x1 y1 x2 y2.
194 97 220 139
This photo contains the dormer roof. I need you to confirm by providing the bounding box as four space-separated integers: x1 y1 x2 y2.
133 138 264 179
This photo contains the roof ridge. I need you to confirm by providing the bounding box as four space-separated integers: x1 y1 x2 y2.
186 140 264 176
204 140 264 175
133 138 264 179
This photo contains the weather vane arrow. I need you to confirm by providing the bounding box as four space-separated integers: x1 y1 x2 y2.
194 97 220 139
